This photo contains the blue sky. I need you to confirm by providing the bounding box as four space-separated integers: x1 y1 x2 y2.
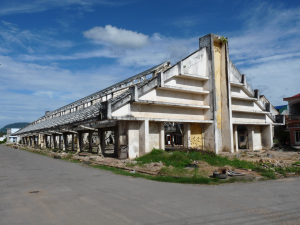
0 0 299 128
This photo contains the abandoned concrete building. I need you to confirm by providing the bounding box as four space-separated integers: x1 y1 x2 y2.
13 33 284 158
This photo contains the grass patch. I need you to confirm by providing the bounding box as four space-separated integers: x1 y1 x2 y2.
261 170 276 179
137 149 256 169
90 164 234 185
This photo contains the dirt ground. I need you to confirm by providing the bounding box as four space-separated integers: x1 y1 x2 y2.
219 149 300 165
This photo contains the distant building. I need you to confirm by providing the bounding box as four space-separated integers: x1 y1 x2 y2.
274 105 288 114
283 93 300 146
0 136 5 142
6 128 21 143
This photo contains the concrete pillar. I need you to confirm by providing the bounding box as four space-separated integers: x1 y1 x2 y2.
76 133 80 153
32 135 36 147
171 134 174 147
247 125 254 151
159 122 165 150
88 132 93 153
114 127 119 157
261 124 273 149
53 135 57 149
78 132 83 153
50 135 54 148
183 123 191 148
37 135 40 148
97 129 105 155
139 120 149 155
59 135 62 150
71 134 75 151
234 125 239 152
63 133 67 151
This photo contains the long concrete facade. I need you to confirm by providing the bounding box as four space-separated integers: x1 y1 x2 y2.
13 34 283 158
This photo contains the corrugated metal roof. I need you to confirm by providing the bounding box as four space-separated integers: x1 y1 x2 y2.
13 62 169 136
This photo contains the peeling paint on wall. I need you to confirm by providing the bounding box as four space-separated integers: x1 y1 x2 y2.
190 123 203 148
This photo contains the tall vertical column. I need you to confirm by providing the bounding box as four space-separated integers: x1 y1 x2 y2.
71 134 75 151
33 135 36 147
114 127 119 157
59 135 62 150
234 125 239 152
76 133 80 153
139 120 149 155
159 122 165 150
37 134 40 148
247 125 254 151
97 129 105 155
183 123 191 148
261 124 273 150
88 132 93 153
78 132 83 153
51 135 54 148
53 135 57 149
63 133 67 151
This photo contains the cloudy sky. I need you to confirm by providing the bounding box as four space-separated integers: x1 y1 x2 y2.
0 0 299 128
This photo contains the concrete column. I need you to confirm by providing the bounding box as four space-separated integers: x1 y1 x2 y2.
183 123 191 148
171 134 174 147
37 135 40 148
76 133 80 153
63 134 67 151
78 132 83 153
71 134 75 151
88 132 93 153
97 129 106 155
139 120 149 155
59 135 62 150
247 125 254 151
114 127 119 157
53 135 57 149
50 135 54 148
261 124 273 149
32 136 36 147
159 122 165 150
234 125 239 152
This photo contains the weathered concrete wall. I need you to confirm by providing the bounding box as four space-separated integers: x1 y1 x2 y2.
139 120 149 155
203 123 214 151
131 104 205 120
231 99 264 111
190 123 203 148
220 41 232 152
253 125 262 150
232 112 267 123
165 77 205 90
149 122 160 151
261 124 273 149
181 48 207 76
139 89 205 106
183 123 191 148
128 121 139 158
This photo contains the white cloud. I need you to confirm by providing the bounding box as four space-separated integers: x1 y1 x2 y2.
0 0 123 16
83 25 149 49
228 4 300 106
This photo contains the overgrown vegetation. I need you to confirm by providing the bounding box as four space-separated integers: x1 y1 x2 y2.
136 149 256 169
